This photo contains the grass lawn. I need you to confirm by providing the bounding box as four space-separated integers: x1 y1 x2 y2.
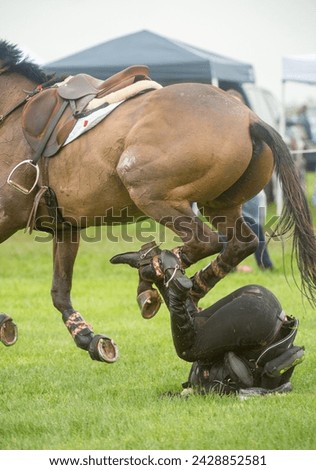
1 174 316 450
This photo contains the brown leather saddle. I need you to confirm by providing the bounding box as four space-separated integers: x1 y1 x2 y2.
22 65 150 159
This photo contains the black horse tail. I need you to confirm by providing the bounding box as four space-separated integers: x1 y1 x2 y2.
250 118 316 306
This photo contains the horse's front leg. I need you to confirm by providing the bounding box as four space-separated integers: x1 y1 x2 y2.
52 229 118 363
190 207 258 302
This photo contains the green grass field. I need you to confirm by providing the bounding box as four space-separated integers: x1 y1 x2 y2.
1 175 316 450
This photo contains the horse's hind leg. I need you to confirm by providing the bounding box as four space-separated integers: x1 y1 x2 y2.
190 206 259 301
111 199 223 317
51 229 118 363
121 195 223 266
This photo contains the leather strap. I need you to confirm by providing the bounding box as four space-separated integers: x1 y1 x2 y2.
31 99 69 165
0 95 28 124
0 86 43 125
41 155 64 225
25 185 49 233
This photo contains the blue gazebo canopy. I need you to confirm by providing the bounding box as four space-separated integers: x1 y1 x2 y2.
45 30 255 85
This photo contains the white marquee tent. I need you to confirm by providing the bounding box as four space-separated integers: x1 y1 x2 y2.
275 54 316 213
280 54 316 138
282 54 316 85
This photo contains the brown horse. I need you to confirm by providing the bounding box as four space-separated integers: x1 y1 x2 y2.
1 41 316 362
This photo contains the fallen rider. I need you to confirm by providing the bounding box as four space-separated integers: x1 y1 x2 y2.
111 243 305 398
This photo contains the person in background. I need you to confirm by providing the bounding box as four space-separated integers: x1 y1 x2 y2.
240 190 274 272
295 104 312 142
225 90 274 272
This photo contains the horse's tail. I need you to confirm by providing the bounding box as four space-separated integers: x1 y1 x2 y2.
250 118 316 306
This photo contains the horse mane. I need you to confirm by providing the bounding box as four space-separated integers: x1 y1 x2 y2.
0 39 51 84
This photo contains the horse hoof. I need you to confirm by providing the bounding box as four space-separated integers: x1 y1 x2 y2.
0 313 18 347
88 334 119 363
137 289 162 319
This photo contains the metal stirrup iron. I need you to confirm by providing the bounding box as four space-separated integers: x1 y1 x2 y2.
7 159 40 194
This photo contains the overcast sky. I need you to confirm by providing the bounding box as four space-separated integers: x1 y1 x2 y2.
1 0 316 105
